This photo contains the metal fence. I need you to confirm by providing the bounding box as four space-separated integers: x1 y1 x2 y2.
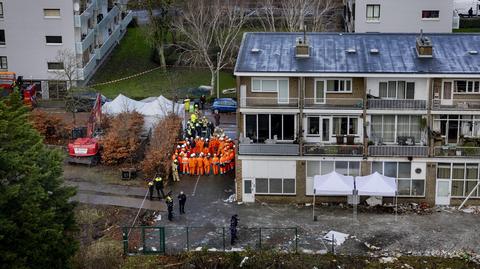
123 226 317 255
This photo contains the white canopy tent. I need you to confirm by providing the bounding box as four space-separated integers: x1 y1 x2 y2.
311 171 399 221
102 94 185 130
312 172 355 220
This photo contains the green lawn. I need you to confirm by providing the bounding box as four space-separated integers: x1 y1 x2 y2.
453 28 480 33
89 27 236 100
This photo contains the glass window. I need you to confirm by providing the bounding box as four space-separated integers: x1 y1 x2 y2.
387 81 396 98
44 9 61 18
398 162 411 178
383 115 395 142
47 62 64 70
398 179 411 196
379 82 388 98
349 162 360 176
0 3 3 18
307 117 320 135
283 115 295 140
48 81 67 99
465 181 479 197
315 80 325 103
0 56 7 69
452 163 465 179
437 163 451 179
366 4 380 20
245 115 257 142
466 164 478 180
384 162 397 178
406 82 415 99
397 81 406 99
269 178 283 193
262 80 277 92
244 180 252 194
256 178 268 193
0 29 4 45
307 161 320 177
252 79 261 91
283 178 295 194
336 161 348 175
45 36 63 44
257 114 269 143
270 114 282 140
451 181 464 196
321 161 334 175
372 161 383 174
412 180 425 196
422 10 439 19
454 80 467 92
322 118 330 141
333 117 347 135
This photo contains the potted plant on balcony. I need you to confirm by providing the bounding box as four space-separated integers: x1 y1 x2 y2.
463 141 476 157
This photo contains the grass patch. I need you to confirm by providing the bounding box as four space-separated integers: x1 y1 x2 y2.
454 28 480 32
89 27 236 100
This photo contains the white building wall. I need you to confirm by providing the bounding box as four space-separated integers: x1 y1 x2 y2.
0 0 75 81
242 160 296 179
366 77 429 100
354 0 454 33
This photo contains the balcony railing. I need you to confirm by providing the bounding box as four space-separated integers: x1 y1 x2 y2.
431 99 480 111
97 5 120 30
434 146 480 157
368 145 428 157
77 53 97 80
238 143 299 155
74 0 96 28
304 98 363 109
121 11 133 30
95 25 121 60
303 144 363 156
239 97 299 108
367 99 427 110
75 28 96 54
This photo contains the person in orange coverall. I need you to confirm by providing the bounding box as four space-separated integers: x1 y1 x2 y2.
212 153 219 175
181 153 189 174
189 153 196 176
197 153 204 176
203 154 211 175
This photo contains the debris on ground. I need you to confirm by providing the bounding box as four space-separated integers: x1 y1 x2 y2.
366 196 382 207
223 194 236 203
323 231 349 246
460 206 480 214
364 242 381 251
379 257 397 263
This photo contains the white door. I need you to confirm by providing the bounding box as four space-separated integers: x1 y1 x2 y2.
243 178 255 203
441 81 453 106
278 80 289 104
435 179 451 205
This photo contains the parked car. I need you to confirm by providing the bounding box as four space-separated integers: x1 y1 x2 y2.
65 91 110 112
212 98 237 113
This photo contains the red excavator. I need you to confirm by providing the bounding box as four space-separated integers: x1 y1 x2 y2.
0 72 37 108
67 93 102 165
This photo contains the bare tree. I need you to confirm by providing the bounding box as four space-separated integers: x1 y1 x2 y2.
53 49 79 88
174 0 248 95
258 0 278 32
273 0 339 32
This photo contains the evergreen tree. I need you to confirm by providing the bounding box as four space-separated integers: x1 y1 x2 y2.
0 93 78 269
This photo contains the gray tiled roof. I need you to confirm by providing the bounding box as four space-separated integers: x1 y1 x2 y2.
234 32 480 74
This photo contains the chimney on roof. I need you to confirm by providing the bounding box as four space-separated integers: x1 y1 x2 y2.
416 30 433 58
295 28 310 58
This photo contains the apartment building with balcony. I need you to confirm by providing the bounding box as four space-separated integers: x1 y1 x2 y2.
0 0 132 99
234 32 480 206
343 0 457 33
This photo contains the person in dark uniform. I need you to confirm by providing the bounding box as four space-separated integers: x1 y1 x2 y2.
154 176 165 199
166 193 174 221
148 180 154 200
230 214 239 245
177 191 187 214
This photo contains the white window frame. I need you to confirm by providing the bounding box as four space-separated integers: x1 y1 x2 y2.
0 2 4 19
378 81 415 99
434 115 480 144
314 78 326 104
254 178 296 195
43 8 61 19
370 115 421 144
366 4 380 22
47 62 64 71
453 80 480 94
251 77 289 93
372 161 425 197
437 163 480 198
0 29 5 46
45 35 63 45
421 10 440 20
306 160 361 177
332 116 358 136
0 56 7 69
306 116 321 137
244 113 296 142
324 78 352 93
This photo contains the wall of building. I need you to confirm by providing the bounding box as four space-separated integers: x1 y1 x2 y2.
0 0 75 81
354 0 453 33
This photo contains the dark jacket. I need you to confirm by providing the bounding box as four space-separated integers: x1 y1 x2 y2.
178 193 187 203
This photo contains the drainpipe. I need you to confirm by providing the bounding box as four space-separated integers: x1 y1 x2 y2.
427 78 433 157
299 76 305 156
363 78 368 157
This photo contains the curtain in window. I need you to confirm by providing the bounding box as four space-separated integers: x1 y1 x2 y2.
384 162 397 178
372 162 383 174
383 115 395 142
321 161 334 175
307 161 320 178
336 161 348 175
397 81 406 99
437 164 451 179
379 82 388 98
452 163 465 179
466 164 478 180
397 115 409 138
410 116 421 142
371 115 383 142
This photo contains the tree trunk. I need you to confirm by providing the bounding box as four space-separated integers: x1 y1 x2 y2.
210 70 216 96
157 41 166 72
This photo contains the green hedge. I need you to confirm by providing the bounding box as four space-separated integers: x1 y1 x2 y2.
460 17 480 28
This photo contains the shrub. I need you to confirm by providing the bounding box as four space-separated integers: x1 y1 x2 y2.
73 240 123 269
30 110 72 145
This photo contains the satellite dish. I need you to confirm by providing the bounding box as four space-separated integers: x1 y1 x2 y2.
73 3 80 12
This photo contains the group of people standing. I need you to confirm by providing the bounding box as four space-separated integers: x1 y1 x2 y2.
173 135 235 176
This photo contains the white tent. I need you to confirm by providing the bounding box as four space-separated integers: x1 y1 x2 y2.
313 171 354 195
355 172 397 196
102 94 185 129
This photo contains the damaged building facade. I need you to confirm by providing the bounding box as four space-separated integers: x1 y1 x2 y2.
234 32 480 206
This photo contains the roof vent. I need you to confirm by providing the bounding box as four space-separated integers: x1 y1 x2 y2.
416 30 433 58
469 50 478 55
370 48 379 54
295 37 310 58
346 48 356 53
251 48 261 53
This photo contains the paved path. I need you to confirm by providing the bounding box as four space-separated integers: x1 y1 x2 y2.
67 180 166 211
